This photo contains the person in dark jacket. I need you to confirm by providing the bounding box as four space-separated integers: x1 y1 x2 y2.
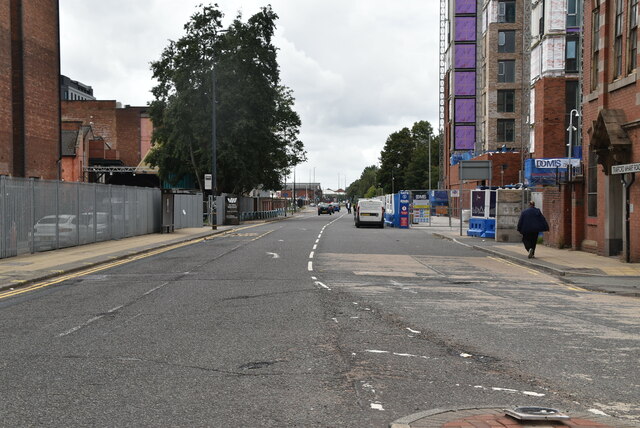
517 201 549 259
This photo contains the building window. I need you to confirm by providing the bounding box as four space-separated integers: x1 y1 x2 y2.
614 0 624 78
629 0 638 72
497 119 515 142
498 0 516 23
566 35 579 72
567 0 581 27
498 30 516 53
587 147 598 217
498 60 515 82
497 90 515 112
591 5 600 90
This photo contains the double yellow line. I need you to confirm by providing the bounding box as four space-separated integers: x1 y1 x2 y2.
0 222 270 301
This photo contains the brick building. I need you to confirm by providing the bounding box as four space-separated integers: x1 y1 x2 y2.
0 0 60 179
61 100 155 185
580 0 640 262
442 0 528 193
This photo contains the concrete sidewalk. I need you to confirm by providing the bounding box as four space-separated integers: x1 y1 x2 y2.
418 217 640 297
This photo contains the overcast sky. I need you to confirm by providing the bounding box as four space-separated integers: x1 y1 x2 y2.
60 1 439 191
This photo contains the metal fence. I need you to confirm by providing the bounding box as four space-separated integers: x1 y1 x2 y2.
0 176 203 259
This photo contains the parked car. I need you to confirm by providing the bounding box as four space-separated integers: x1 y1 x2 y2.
32 213 110 250
317 203 332 215
354 198 385 228
330 202 340 212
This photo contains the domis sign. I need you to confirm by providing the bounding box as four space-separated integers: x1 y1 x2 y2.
534 158 581 169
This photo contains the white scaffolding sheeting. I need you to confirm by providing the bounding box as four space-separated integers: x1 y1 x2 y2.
548 0 566 32
531 44 541 81
529 87 536 124
541 36 565 74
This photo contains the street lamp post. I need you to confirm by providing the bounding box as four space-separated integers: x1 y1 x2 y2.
567 109 580 158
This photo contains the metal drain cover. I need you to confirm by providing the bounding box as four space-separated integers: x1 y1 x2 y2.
504 407 570 421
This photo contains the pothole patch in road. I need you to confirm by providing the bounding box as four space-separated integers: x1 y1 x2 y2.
238 361 278 370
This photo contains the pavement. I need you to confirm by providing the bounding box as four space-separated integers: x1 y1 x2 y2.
422 216 640 298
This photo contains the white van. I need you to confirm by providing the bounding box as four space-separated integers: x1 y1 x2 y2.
354 198 385 228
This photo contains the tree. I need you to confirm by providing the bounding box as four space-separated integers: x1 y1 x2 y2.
346 165 380 199
378 128 414 194
147 5 305 194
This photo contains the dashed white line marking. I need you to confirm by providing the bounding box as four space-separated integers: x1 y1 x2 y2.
313 244 317 250
315 239 319 244
370 403 384 411
58 315 104 337
311 276 317 280
308 261 313 271
332 318 338 323
309 251 314 259
315 281 331 290
406 328 421 334
143 282 169 296
108 305 123 313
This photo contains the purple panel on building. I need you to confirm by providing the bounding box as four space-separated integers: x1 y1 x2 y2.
455 0 476 14
454 71 475 96
455 44 476 68
455 125 475 150
455 17 476 41
455 98 475 123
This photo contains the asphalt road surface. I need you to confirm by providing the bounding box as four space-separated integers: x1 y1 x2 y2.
1 210 638 427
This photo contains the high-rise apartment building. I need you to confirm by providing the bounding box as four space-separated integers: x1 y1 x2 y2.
442 0 530 192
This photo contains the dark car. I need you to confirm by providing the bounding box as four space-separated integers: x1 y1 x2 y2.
318 203 332 215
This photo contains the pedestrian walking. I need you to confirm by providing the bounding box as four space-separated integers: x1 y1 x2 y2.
517 201 549 259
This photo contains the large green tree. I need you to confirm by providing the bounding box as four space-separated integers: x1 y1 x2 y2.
148 5 305 194
346 165 380 200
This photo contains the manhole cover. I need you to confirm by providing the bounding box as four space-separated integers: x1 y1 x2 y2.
505 406 570 421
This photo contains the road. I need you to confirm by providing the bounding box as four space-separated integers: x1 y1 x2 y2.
0 209 638 427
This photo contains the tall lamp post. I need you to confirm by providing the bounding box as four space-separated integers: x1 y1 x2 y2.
567 109 580 158
210 29 227 229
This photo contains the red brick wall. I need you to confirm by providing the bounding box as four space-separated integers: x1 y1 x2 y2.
581 1 640 261
542 186 571 248
533 77 573 159
116 107 145 166
21 0 60 179
62 102 148 168
62 100 118 150
0 1 12 175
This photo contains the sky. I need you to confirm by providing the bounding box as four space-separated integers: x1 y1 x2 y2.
59 1 440 191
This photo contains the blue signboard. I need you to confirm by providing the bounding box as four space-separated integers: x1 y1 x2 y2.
398 191 410 229
524 158 581 186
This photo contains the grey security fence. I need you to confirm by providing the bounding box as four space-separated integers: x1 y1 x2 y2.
0 176 186 259
174 193 203 229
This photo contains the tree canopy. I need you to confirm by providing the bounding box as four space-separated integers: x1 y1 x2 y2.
147 4 305 194
347 120 439 198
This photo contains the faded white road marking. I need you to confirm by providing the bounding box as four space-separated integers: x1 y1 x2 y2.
309 251 314 259
370 402 384 411
406 327 421 334
266 252 280 259
315 281 331 290
59 315 104 337
308 261 313 271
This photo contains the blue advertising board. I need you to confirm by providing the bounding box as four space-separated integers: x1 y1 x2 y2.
398 191 410 228
525 158 581 186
